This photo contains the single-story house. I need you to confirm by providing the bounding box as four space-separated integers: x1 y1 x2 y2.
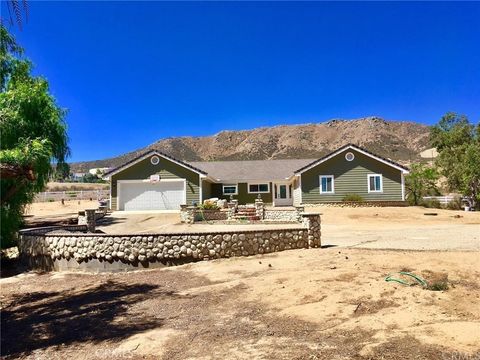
103 144 409 211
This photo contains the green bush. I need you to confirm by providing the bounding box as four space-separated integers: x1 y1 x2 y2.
342 194 364 202
422 198 442 209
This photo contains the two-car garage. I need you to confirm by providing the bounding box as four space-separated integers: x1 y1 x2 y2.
117 180 187 211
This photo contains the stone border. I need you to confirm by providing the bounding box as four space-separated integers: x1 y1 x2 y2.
18 213 321 272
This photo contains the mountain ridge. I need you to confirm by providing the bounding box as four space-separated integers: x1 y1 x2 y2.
70 117 431 172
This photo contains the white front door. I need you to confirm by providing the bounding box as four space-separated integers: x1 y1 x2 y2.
273 182 293 206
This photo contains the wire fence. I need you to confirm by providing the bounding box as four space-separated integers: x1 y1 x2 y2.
34 190 109 203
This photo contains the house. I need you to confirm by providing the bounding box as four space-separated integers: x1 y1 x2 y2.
88 167 111 176
103 144 409 211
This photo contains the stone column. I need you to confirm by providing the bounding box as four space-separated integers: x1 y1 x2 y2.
227 200 238 220
255 198 265 219
185 206 197 224
85 209 96 233
180 204 188 223
301 213 321 248
294 206 305 222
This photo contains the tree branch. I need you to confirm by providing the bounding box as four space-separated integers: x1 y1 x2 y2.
0 163 35 181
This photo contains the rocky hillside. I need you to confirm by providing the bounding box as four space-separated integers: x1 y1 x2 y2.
71 117 431 172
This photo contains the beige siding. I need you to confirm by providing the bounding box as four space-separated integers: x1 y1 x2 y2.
301 149 403 203
110 155 200 209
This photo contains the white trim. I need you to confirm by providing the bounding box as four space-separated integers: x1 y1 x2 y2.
117 178 187 211
345 152 355 161
367 174 383 193
319 175 335 194
294 145 409 175
150 156 160 165
103 151 207 179
401 172 405 201
222 183 238 195
298 175 302 204
247 182 270 194
199 175 203 203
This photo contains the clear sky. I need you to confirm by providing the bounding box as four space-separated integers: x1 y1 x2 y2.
3 1 479 162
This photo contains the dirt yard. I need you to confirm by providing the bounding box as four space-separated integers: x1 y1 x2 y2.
9 204 479 358
1 249 479 359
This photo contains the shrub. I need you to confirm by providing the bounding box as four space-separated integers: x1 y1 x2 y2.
342 194 364 202
446 196 463 210
200 202 220 210
422 198 441 209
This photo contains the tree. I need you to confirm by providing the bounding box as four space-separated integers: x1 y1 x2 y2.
430 112 480 209
0 24 69 247
405 163 439 205
81 173 102 183
54 162 70 181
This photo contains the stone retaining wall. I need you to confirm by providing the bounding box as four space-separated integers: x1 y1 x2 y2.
18 214 321 272
264 207 304 222
194 209 228 221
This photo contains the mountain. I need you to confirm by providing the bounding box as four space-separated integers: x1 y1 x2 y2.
70 117 431 172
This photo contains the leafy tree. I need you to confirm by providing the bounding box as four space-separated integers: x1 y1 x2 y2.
0 24 69 247
81 173 102 183
430 112 480 209
54 162 70 181
405 163 439 205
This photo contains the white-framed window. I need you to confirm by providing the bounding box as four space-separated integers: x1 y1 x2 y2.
248 183 270 193
222 184 238 195
368 174 383 193
319 175 334 194
345 152 355 161
150 156 160 165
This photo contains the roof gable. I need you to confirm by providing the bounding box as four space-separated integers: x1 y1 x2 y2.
103 150 208 179
294 144 410 175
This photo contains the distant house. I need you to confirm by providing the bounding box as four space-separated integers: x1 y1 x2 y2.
70 172 86 182
88 167 110 176
103 144 409 211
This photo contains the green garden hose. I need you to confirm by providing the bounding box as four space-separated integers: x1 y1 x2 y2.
385 272 428 287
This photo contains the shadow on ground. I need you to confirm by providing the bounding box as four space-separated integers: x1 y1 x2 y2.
0 280 179 358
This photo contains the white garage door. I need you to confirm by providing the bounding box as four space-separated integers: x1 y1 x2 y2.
118 180 186 211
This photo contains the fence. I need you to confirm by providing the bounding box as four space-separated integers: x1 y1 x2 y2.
34 190 109 203
422 195 458 205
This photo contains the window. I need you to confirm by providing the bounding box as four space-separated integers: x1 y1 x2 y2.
368 174 383 192
150 156 160 165
248 183 270 193
222 184 238 195
345 152 355 161
319 175 334 194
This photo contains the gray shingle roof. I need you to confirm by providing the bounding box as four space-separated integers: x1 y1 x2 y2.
189 159 315 182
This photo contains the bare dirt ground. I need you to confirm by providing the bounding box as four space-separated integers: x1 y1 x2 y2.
1 249 479 360
8 204 478 359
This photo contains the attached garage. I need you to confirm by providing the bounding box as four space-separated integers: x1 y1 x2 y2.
118 180 186 211
104 151 207 211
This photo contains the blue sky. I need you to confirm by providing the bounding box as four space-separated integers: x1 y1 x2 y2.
3 1 480 162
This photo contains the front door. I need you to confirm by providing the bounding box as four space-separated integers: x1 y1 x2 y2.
273 182 293 206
